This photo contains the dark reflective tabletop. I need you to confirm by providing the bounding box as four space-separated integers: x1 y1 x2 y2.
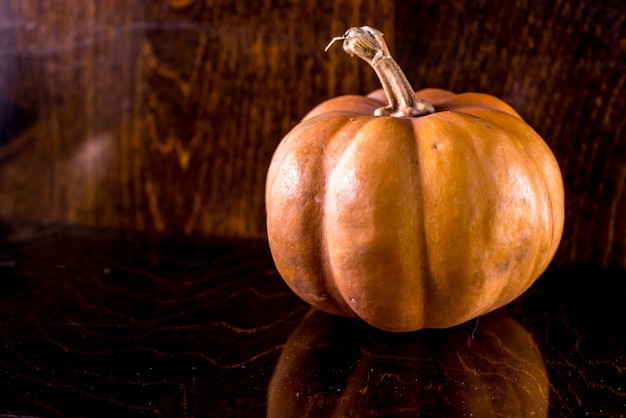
1 220 624 417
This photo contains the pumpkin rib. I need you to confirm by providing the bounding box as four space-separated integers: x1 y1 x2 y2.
522 133 564 272
267 115 369 316
312 115 376 317
485 115 564 281
325 116 430 331
410 113 500 327
485 120 560 303
324 116 390 321
409 118 437 329
414 111 551 325
316 114 386 318
506 140 558 286
415 113 499 326
266 121 332 310
480 131 542 308
452 112 548 304
460 107 563 276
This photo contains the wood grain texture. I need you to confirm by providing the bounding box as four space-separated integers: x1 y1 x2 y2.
0 0 394 238
0 220 308 416
0 219 624 416
0 0 624 268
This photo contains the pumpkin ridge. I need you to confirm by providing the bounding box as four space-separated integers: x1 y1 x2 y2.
409 118 433 329
326 116 429 331
467 115 551 312
318 115 378 317
267 116 369 316
450 113 559 309
462 109 562 282
413 112 529 325
460 119 530 311
491 120 563 282
323 117 378 318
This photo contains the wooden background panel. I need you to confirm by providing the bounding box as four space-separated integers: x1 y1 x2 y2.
0 0 625 269
0 0 394 236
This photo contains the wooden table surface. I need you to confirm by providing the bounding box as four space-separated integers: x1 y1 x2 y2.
0 219 624 417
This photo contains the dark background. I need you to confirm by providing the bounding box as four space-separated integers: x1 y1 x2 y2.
0 1 625 416
1 0 624 269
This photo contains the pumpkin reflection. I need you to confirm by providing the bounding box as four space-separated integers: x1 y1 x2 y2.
268 308 548 417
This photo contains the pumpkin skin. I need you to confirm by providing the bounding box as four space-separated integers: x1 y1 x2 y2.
266 86 564 332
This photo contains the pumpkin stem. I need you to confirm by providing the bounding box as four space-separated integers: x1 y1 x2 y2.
325 26 434 118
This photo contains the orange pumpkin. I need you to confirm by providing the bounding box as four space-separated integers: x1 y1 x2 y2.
265 26 564 332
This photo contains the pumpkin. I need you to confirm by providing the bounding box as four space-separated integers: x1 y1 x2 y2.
267 308 549 417
265 26 564 332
